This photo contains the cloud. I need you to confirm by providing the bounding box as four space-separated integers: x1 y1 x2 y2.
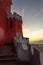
34 9 43 16
30 8 43 17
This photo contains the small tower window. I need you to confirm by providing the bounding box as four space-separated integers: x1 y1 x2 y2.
10 20 13 28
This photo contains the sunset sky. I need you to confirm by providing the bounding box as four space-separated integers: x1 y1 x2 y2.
11 0 43 43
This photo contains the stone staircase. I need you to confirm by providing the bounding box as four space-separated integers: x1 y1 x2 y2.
0 44 17 65
0 43 32 65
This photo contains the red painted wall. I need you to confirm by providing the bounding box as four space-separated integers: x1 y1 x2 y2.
0 0 11 45
0 11 6 45
6 16 23 43
0 0 23 45
6 17 19 43
0 0 11 14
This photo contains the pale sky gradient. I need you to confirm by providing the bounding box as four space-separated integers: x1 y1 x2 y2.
11 0 43 43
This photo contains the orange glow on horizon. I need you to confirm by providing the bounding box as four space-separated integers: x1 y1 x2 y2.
23 28 43 43
29 37 43 43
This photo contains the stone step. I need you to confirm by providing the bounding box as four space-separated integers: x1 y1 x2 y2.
0 56 17 61
0 60 17 65
0 44 17 61
0 44 16 56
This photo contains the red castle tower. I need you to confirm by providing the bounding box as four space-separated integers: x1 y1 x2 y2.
6 12 23 43
0 0 23 45
0 0 12 45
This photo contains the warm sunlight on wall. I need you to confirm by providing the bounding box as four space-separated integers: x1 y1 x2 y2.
23 28 43 43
